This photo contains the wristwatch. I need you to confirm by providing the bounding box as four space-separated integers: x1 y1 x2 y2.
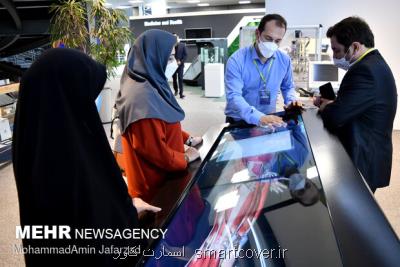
186 136 194 147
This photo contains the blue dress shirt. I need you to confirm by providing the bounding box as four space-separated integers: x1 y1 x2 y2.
224 45 297 125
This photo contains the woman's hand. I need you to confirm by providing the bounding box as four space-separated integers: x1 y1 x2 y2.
185 146 200 163
186 136 203 147
190 136 203 146
132 197 161 214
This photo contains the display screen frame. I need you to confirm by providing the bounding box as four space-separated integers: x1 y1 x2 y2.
138 113 341 266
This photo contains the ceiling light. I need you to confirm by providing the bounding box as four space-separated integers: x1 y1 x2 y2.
197 3 210 6
116 5 132 9
239 0 251 4
104 3 113 7
187 0 200 3
128 0 143 3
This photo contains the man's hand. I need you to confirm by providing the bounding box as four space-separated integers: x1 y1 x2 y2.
259 115 283 126
313 96 322 107
185 146 200 163
319 98 334 112
132 198 161 214
285 100 303 110
177 60 181 65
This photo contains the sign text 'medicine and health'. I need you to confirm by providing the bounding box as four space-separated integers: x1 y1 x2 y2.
16 226 167 240
144 19 183 27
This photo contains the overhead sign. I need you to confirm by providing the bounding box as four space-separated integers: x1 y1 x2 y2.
144 19 183 27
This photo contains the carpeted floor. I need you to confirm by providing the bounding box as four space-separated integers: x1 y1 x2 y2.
0 85 398 266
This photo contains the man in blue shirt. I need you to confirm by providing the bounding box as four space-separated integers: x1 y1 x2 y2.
225 14 301 126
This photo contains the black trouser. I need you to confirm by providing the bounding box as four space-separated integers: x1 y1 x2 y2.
173 65 184 97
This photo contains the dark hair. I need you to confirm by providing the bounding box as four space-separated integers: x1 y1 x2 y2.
327 17 374 49
257 14 287 33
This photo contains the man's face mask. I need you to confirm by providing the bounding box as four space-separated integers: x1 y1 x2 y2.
333 44 356 71
165 56 178 79
258 39 278 59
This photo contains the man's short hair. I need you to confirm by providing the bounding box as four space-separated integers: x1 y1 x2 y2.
257 14 287 33
327 17 374 49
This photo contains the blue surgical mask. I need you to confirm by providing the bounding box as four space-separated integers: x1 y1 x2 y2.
333 56 350 71
333 45 355 71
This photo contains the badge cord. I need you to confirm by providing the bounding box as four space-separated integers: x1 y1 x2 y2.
253 58 275 91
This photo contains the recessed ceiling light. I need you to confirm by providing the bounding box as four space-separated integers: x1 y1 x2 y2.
197 3 210 6
238 0 251 4
187 0 200 3
104 2 113 7
128 0 143 3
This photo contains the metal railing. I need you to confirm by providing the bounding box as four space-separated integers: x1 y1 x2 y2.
0 48 45 69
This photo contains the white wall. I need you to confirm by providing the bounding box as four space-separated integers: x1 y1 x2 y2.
266 0 400 130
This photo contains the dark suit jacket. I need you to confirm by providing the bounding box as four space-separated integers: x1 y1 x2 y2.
321 50 397 190
174 42 187 63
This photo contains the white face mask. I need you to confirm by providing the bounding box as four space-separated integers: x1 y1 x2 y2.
258 41 278 59
165 59 178 79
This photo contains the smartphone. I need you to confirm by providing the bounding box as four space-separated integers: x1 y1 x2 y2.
319 82 336 100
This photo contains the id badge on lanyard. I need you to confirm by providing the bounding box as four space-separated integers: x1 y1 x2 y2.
259 86 271 105
253 56 274 106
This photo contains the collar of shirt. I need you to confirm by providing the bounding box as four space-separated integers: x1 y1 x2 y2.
353 48 376 65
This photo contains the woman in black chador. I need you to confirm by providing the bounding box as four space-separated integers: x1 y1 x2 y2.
12 48 158 266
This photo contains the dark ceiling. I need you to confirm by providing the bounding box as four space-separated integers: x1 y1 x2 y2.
0 0 58 57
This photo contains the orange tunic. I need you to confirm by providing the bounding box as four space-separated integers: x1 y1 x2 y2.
121 118 190 202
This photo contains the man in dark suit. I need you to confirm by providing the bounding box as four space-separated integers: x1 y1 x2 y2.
316 17 397 193
172 33 187 99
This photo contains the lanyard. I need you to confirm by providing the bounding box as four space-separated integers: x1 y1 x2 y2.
353 48 375 64
253 57 274 90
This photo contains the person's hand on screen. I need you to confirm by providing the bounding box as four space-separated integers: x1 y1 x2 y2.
259 115 283 126
132 198 161 214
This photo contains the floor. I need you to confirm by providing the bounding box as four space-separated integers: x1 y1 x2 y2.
0 85 399 266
